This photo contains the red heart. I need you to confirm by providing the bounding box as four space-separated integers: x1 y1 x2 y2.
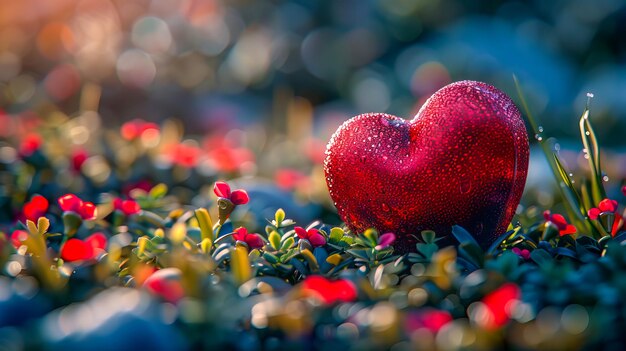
324 81 528 252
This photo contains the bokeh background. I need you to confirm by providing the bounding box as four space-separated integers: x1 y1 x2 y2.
1 0 626 225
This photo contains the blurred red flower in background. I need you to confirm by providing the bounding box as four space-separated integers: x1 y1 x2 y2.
121 119 160 141
405 308 453 334
113 198 141 216
61 232 107 262
300 276 357 304
19 134 42 157
23 195 49 222
478 283 521 330
58 194 97 220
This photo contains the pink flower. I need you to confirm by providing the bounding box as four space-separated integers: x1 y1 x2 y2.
543 211 577 236
113 198 141 216
405 308 453 334
60 232 107 262
622 185 626 197
301 276 357 304
58 194 97 220
375 232 396 250
232 227 264 249
295 226 326 247
213 181 249 205
23 195 49 222
512 247 530 260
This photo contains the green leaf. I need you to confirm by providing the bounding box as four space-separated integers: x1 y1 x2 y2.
280 237 295 251
530 249 553 268
329 227 344 243
263 252 279 264
421 230 436 244
362 228 378 247
274 208 285 226
149 183 168 199
451 226 481 251
579 107 606 204
299 249 319 273
231 246 252 285
268 231 281 250
194 208 214 241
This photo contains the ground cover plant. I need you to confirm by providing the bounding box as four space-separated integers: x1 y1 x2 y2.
1 89 626 351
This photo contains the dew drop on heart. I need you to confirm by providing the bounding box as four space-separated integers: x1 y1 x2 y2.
460 177 472 194
382 203 390 212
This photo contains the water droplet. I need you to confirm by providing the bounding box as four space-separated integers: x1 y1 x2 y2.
394 145 399 150
603 175 609 182
534 134 543 141
585 131 590 136
568 173 573 177
538 126 544 133
583 153 590 159
460 178 472 194
382 203 390 212
368 137 372 141
586 92 594 98
554 143 560 151
382 155 388 161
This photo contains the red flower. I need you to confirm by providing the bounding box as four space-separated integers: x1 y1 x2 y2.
405 308 453 334
213 181 249 205
113 198 141 216
11 230 28 249
232 227 264 249
479 283 521 330
543 211 577 236
512 247 530 260
19 134 42 157
143 268 185 304
71 149 88 173
203 136 255 173
60 232 107 262
23 195 49 222
375 232 396 250
274 169 308 191
165 142 201 168
587 198 623 236
58 194 97 220
588 198 618 220
301 276 357 304
622 185 626 197
121 119 159 141
295 226 326 247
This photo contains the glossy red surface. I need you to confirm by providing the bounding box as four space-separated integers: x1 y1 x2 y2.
324 81 529 252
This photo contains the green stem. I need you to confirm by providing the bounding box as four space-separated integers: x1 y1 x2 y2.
513 76 596 237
